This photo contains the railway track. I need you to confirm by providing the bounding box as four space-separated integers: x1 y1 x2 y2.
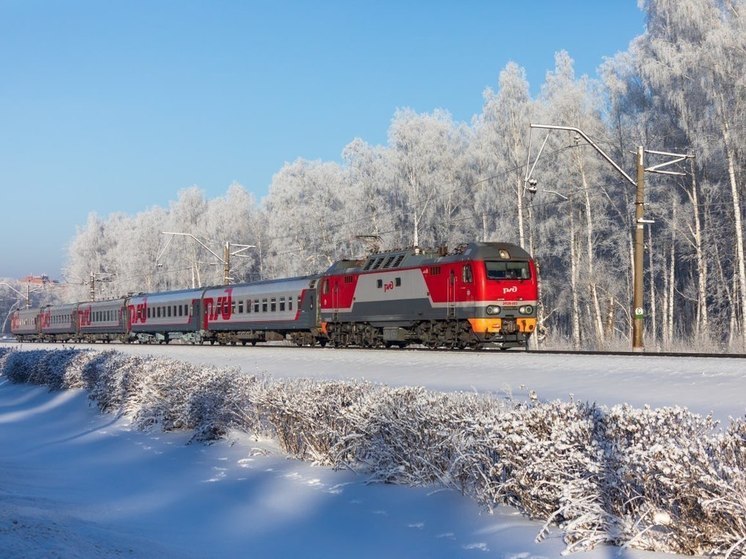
529 348 746 359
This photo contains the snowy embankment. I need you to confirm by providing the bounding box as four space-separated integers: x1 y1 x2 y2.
0 347 744 557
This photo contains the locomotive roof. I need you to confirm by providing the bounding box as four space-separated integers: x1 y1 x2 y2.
326 242 531 274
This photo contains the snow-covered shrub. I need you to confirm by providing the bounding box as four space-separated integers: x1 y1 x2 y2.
331 387 500 487
1 348 744 558
0 348 91 389
598 405 746 556
252 378 374 464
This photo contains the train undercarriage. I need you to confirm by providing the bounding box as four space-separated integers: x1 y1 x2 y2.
14 321 530 350
323 319 530 350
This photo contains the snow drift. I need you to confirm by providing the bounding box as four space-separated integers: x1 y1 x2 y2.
1 347 744 557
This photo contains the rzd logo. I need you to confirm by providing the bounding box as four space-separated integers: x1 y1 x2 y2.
204 288 233 324
79 307 92 326
383 281 395 293
502 286 518 295
128 299 148 325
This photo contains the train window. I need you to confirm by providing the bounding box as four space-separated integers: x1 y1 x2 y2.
289 299 293 311
280 297 286 312
262 299 268 313
271 298 277 312
395 277 401 287
231 300 237 315
371 257 385 270
363 258 375 271
168 306 172 318
377 279 383 288
383 256 395 268
463 265 473 284
238 301 244 314
393 254 405 267
254 301 260 313
485 261 531 280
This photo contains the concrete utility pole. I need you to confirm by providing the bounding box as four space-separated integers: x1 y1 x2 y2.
526 124 691 352
633 147 646 350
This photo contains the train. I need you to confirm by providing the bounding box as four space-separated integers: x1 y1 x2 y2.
10 242 539 350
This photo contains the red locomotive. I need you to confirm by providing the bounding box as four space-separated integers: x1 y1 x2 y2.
320 242 537 349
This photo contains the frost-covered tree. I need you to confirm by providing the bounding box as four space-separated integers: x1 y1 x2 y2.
64 213 120 301
341 138 402 250
264 159 352 278
635 0 746 348
389 108 466 248
473 62 534 247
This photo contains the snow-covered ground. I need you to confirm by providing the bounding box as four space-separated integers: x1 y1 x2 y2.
2 341 744 558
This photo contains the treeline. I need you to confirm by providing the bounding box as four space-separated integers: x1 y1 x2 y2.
64 0 745 351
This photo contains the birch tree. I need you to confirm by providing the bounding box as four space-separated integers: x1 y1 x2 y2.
636 0 746 347
472 62 534 246
389 108 463 248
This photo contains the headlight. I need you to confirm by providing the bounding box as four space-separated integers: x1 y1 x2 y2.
519 305 534 315
486 305 501 315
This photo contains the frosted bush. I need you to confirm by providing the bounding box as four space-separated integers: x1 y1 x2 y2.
1 348 744 558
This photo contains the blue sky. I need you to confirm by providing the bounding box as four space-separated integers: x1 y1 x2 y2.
0 1 645 280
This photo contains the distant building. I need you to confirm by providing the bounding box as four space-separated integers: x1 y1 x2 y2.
20 275 59 286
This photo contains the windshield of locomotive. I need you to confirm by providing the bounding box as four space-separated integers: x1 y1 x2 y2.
485 261 531 280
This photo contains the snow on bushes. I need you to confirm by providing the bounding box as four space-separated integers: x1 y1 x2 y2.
1 348 744 557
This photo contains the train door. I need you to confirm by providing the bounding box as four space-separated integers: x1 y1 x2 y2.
460 263 475 311
447 270 456 318
332 278 340 322
321 277 338 322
